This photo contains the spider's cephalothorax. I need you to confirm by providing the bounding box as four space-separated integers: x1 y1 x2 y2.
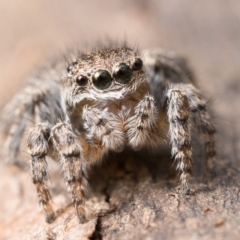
1 44 216 223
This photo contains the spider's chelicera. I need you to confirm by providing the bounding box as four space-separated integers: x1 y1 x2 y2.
1 44 216 224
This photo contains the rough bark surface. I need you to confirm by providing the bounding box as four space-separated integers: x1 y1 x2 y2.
0 1 240 239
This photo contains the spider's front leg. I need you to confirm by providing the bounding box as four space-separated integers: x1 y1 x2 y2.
167 90 192 194
49 108 125 223
28 123 55 223
51 122 87 223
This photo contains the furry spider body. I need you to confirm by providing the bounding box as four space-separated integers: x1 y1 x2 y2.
1 45 215 223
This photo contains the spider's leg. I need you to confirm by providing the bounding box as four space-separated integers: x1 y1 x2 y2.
50 109 124 223
184 85 216 169
3 94 33 166
125 94 159 150
167 89 192 194
51 122 87 223
2 83 62 166
28 122 55 223
143 49 195 109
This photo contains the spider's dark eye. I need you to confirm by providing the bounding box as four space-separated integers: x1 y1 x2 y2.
76 75 88 86
67 61 78 73
92 70 112 90
67 64 73 73
132 58 143 71
113 63 132 84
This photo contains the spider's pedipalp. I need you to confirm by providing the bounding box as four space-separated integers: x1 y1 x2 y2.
82 106 125 153
125 94 159 150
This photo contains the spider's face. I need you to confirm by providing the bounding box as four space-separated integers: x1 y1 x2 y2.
62 47 147 109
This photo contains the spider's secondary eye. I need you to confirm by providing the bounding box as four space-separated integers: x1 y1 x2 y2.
67 64 73 73
76 75 88 86
132 58 143 71
92 70 112 90
67 61 78 73
113 63 132 84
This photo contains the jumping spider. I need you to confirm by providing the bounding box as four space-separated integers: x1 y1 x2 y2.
1 44 216 223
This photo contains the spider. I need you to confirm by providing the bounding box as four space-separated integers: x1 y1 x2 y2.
1 44 216 223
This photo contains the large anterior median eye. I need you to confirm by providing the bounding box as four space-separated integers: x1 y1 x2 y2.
92 70 112 90
113 63 132 84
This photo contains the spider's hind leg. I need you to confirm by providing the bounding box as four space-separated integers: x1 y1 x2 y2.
184 85 216 169
2 95 34 167
1 83 62 167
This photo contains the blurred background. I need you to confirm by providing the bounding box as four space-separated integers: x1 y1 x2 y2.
0 0 240 238
1 0 240 112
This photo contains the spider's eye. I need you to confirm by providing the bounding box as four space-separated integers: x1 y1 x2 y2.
132 58 143 71
67 64 73 73
67 61 78 73
92 70 112 90
76 75 88 86
113 63 132 84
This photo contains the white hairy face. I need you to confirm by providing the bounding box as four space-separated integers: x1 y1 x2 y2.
62 47 149 113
